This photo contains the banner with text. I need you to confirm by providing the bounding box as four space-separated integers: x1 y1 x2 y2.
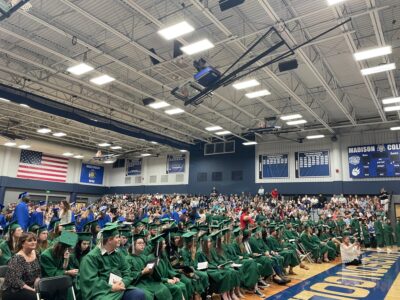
80 163 104 184
348 143 400 178
295 150 330 177
167 154 185 173
126 159 142 176
262 154 289 178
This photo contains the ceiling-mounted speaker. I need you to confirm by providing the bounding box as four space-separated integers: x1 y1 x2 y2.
219 0 245 12
149 48 160 65
143 98 155 106
331 136 338 142
173 41 183 58
278 59 298 72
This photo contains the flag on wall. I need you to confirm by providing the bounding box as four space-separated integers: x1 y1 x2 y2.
17 150 68 182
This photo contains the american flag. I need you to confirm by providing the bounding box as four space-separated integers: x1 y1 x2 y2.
17 150 69 182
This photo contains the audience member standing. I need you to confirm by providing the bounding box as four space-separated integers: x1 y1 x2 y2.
59 200 72 224
12 192 30 231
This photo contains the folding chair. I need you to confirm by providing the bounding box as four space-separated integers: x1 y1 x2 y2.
297 242 314 263
36 275 76 300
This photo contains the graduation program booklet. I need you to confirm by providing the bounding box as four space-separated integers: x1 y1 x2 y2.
108 273 122 285
197 261 208 270
231 263 242 268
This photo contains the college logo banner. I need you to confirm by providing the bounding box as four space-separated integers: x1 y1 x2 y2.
167 154 185 174
295 150 330 177
348 143 400 178
261 153 289 178
80 163 104 185
126 159 142 176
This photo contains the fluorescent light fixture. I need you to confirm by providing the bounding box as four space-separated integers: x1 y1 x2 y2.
245 89 271 98
287 119 307 125
384 105 400 112
0 97 10 102
18 144 31 149
243 141 258 145
215 130 232 135
73 155 84 159
327 0 347 5
52 132 67 137
110 146 122 150
104 160 116 164
280 114 302 121
90 74 115 85
165 108 184 115
361 63 396 76
232 79 260 90
158 21 194 40
19 104 30 108
181 39 214 55
180 149 188 153
306 135 325 139
150 141 158 144
98 142 111 147
148 101 170 109
390 127 400 131
205 126 223 131
62 152 74 157
141 153 152 157
37 128 51 134
4 141 16 146
382 97 400 105
354 46 392 61
67 63 94 75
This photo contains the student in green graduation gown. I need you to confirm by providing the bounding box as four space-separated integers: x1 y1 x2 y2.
222 227 264 297
79 223 146 300
36 225 50 254
0 222 23 265
126 233 172 300
383 219 395 252
119 228 132 256
360 220 371 248
396 217 400 247
374 217 385 250
148 234 190 300
196 234 237 300
181 231 210 299
317 226 339 259
300 224 329 263
74 232 92 264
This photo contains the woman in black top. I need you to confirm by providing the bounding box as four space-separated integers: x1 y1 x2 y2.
3 232 41 300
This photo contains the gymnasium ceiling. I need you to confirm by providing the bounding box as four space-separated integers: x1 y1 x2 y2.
0 0 399 155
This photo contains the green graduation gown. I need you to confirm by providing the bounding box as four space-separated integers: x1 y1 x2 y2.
300 232 323 260
383 223 395 246
127 253 172 300
374 220 385 247
396 220 400 247
0 241 12 266
265 236 300 268
79 247 141 300
245 237 275 277
181 247 209 294
311 235 335 260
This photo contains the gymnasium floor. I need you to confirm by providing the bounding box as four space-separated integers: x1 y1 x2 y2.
242 250 400 300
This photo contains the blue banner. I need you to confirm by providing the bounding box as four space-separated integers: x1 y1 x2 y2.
167 154 185 173
126 159 142 176
80 163 104 184
262 154 288 178
348 143 400 178
296 150 330 177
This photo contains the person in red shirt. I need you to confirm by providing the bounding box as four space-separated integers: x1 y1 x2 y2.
271 188 279 199
240 207 255 229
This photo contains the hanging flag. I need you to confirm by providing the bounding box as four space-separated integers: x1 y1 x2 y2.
17 150 68 182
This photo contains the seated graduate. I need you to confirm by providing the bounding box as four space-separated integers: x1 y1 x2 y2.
126 233 172 300
79 223 146 300
3 232 40 300
118 227 132 256
148 233 192 300
83 219 100 247
74 232 92 264
0 221 23 265
300 224 330 263
35 225 49 254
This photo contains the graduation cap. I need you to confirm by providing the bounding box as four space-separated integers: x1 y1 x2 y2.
5 220 21 234
49 218 61 231
28 224 41 235
38 201 46 206
101 223 120 239
59 231 78 247
182 231 197 242
38 225 48 234
18 192 29 200
119 228 132 238
84 220 98 232
77 232 92 241
209 230 220 241
232 227 241 237
100 205 107 212
150 233 167 257
60 222 75 231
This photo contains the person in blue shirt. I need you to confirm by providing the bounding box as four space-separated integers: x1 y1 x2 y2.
29 201 46 227
12 192 30 231
97 206 111 228
0 204 7 232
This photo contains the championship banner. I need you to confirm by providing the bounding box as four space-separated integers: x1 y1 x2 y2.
262 153 289 178
126 159 142 176
80 163 104 184
167 154 185 173
295 150 330 177
348 143 400 178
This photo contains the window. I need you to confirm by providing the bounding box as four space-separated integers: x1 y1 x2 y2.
231 170 243 181
212 171 223 181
